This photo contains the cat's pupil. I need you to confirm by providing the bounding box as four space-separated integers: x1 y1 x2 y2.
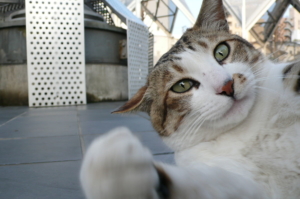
219 52 224 56
180 82 185 88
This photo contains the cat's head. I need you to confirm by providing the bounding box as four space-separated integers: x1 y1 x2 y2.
114 0 264 146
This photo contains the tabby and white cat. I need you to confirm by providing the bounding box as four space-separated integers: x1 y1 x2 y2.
80 0 300 198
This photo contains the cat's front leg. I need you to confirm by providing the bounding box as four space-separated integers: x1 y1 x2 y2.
80 127 161 199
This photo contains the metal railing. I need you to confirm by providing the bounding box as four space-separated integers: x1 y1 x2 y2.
0 1 24 13
85 0 115 26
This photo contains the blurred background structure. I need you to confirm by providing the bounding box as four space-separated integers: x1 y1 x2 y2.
224 0 300 61
1 0 300 106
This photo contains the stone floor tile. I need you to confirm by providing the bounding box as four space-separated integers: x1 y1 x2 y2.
0 136 82 165
0 115 79 138
0 161 84 199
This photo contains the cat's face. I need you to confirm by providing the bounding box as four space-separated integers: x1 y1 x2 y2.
115 0 263 142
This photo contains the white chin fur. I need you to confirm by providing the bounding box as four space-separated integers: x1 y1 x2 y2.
207 93 256 130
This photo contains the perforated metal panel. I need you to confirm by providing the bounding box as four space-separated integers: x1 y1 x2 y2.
26 0 86 107
88 0 115 26
127 19 149 98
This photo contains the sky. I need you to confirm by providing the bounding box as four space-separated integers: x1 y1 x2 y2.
171 0 203 38
171 0 292 39
117 0 293 39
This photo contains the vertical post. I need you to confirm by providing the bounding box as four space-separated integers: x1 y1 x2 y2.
136 0 141 18
242 0 247 39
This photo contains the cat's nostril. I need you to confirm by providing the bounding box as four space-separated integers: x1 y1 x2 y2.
219 80 234 97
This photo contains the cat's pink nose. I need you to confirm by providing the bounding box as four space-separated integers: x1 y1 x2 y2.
219 80 234 97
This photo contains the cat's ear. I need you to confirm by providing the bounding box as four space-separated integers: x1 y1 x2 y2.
194 0 229 32
112 86 149 113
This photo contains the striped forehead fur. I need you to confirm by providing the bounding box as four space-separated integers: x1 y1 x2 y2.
155 30 262 72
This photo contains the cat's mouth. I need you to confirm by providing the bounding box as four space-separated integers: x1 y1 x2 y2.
218 75 253 118
223 98 246 118
220 75 256 123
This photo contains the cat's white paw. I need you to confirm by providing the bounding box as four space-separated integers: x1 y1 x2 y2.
80 127 159 199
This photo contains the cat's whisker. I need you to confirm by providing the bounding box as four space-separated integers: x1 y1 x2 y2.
255 77 272 82
183 117 204 137
181 112 201 136
185 115 209 141
250 68 265 80
184 110 209 138
266 49 284 60
242 67 255 78
189 104 224 140
257 74 300 80
254 74 300 85
182 106 215 141
193 111 220 139
187 104 213 119
277 106 300 115
252 67 265 77
282 75 300 79
254 86 280 95
193 118 208 138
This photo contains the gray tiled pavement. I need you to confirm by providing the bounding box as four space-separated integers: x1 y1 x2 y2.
0 102 174 199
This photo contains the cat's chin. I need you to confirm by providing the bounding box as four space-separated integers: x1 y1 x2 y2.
208 95 255 131
223 98 248 118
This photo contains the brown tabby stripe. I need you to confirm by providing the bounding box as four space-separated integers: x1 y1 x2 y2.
226 38 254 48
283 63 294 79
174 114 185 132
182 36 189 43
250 53 260 64
172 65 184 73
188 45 196 51
173 57 182 61
197 41 208 49
166 97 190 113
166 98 180 110
163 70 174 83
231 42 248 62
295 71 300 93
161 92 169 132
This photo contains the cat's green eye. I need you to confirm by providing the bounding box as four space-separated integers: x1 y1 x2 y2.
171 80 194 93
214 43 229 62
